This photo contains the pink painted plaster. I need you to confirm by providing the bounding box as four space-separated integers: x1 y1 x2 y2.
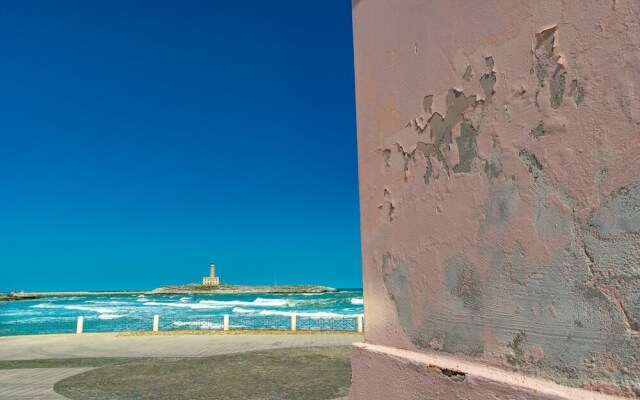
350 343 627 400
352 0 640 397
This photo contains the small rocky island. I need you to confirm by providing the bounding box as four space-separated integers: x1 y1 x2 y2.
149 261 338 294
149 284 337 294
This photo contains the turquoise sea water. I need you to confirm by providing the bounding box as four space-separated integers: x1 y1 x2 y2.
0 290 364 335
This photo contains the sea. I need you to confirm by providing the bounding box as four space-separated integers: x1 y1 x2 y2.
0 289 364 336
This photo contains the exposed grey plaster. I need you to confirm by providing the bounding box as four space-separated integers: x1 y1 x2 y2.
506 331 527 366
381 54 502 194
550 72 566 109
480 71 497 104
532 25 573 110
448 258 483 313
589 181 640 238
480 185 521 235
423 95 434 114
424 157 434 184
382 149 391 167
582 179 640 333
452 121 479 173
535 26 557 59
416 142 436 184
569 79 585 106
382 188 396 221
462 65 473 82
484 160 503 180
517 150 543 181
484 56 495 70
530 121 546 138
429 90 478 171
381 254 412 332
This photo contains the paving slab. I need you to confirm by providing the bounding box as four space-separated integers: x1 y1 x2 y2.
0 368 94 400
0 332 363 360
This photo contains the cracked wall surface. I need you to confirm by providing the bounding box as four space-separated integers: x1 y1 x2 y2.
352 0 640 398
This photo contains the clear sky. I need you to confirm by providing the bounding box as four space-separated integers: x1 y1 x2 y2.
0 1 361 291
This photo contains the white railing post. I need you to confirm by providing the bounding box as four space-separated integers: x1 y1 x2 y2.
291 314 297 331
223 314 230 331
153 315 159 332
357 315 364 333
76 316 84 334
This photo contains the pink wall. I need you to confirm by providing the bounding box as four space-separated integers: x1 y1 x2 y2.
351 0 640 398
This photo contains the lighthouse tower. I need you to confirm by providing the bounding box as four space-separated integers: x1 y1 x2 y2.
202 262 220 286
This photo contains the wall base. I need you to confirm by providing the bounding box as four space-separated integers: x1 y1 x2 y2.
349 343 626 400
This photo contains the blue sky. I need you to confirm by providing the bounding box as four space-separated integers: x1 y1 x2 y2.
0 1 360 291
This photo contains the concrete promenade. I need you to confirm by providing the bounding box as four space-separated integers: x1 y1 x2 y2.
0 333 363 399
0 368 95 400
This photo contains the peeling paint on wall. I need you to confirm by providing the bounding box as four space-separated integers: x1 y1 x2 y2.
353 0 640 397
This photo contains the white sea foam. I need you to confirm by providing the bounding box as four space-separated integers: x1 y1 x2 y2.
46 296 82 301
30 303 57 309
197 300 252 306
98 314 125 320
350 298 364 305
198 298 288 307
0 310 41 317
257 310 360 318
136 295 151 302
88 301 129 305
232 307 257 314
172 320 222 330
196 297 329 308
143 301 226 310
20 316 77 322
253 298 287 306
179 297 191 302
65 305 117 314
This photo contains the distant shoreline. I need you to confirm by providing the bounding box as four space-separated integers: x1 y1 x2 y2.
0 291 144 301
2 284 347 300
149 284 338 294
19 291 146 297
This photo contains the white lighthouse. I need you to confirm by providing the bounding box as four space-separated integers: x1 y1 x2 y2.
202 262 220 286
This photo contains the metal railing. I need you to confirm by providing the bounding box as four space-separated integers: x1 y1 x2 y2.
0 318 76 336
159 316 224 331
83 317 152 333
231 315 291 330
0 314 364 336
297 316 358 331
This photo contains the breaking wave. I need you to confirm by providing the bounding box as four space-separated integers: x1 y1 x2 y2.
142 301 227 310
97 314 125 320
257 310 361 318
198 298 288 307
30 303 57 309
232 307 257 314
65 305 117 314
172 320 222 330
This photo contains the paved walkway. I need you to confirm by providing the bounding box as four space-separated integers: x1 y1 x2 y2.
0 368 95 399
0 333 362 399
0 332 362 360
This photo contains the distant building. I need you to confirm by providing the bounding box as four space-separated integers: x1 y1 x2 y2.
202 262 220 286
